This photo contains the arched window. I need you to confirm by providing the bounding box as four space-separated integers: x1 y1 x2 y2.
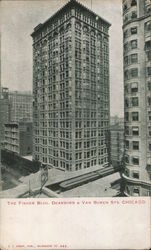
59 26 64 34
75 21 81 30
66 23 71 31
91 30 95 36
83 26 89 33
53 31 58 37
97 33 102 40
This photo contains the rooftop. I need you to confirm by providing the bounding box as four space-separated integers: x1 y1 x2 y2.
61 172 121 197
31 0 111 37
0 166 120 198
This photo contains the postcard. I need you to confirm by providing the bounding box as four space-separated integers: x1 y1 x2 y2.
0 0 151 249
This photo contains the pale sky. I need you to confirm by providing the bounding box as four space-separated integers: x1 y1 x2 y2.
1 0 124 117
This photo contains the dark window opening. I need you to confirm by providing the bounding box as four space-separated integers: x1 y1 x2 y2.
132 172 139 179
133 141 139 150
131 0 137 6
132 157 139 165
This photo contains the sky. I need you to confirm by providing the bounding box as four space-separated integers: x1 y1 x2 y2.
1 0 124 117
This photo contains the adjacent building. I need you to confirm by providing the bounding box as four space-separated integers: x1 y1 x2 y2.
31 0 111 171
0 89 33 157
0 88 10 143
122 0 151 196
4 122 33 156
9 91 33 122
110 117 124 168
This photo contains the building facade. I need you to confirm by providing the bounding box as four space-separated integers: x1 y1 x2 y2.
122 0 151 196
31 0 111 171
4 122 33 156
9 91 33 122
0 88 10 143
110 117 124 168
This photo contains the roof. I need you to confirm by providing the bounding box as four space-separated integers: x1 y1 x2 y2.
9 91 32 96
31 0 111 37
110 124 124 131
20 164 105 187
22 155 32 161
62 172 121 197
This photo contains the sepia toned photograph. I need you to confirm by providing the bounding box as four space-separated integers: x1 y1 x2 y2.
0 0 151 199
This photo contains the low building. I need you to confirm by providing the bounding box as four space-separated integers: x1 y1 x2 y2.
110 117 124 168
4 122 33 156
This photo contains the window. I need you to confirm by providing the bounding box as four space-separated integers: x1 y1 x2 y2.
131 82 138 92
125 140 129 149
148 97 151 106
124 43 128 53
125 168 129 177
145 21 151 32
131 40 137 49
124 56 128 65
132 112 139 121
132 172 139 179
132 156 139 165
132 97 139 106
131 68 138 78
149 143 151 151
146 51 151 61
125 112 129 121
125 126 129 135
148 81 151 91
131 53 138 63
133 187 140 196
131 27 137 34
125 98 129 107
124 70 129 80
132 126 139 135
126 185 130 194
148 126 151 136
145 40 151 51
149 111 151 121
125 85 128 93
131 11 137 19
131 0 137 6
124 14 128 23
147 67 151 76
75 22 81 30
125 155 129 163
27 127 30 132
124 30 128 38
133 141 139 150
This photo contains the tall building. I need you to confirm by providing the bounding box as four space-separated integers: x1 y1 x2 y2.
122 0 151 196
110 118 124 168
31 0 111 171
9 91 33 122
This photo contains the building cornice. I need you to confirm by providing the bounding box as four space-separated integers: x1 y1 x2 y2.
122 173 151 188
31 0 111 38
122 13 151 29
